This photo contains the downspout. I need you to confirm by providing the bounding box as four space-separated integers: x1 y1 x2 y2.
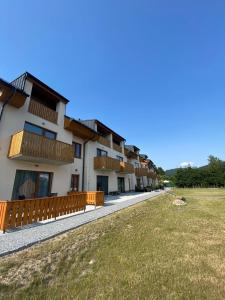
0 87 16 122
82 134 97 192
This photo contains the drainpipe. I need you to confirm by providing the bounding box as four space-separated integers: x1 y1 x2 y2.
0 87 16 122
82 134 97 192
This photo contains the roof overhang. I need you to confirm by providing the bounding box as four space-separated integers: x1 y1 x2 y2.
95 120 125 143
0 79 28 108
64 116 100 140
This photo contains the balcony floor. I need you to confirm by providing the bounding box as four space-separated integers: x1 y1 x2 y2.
9 154 73 165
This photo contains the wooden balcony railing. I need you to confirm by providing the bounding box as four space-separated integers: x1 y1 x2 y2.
94 156 121 172
147 171 157 179
0 192 104 232
98 136 111 148
28 99 58 124
8 130 74 164
113 143 123 153
120 162 134 174
135 168 149 177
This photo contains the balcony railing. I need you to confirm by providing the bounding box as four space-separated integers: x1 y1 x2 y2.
120 162 134 174
135 168 149 177
28 99 58 124
94 156 121 172
8 130 74 164
147 171 157 179
98 136 111 148
113 143 123 153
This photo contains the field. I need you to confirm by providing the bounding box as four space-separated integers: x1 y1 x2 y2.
1 188 225 300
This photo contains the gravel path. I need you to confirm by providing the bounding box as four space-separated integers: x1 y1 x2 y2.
0 190 164 257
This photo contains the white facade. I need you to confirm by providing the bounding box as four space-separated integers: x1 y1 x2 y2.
0 72 159 200
84 140 130 193
0 76 83 200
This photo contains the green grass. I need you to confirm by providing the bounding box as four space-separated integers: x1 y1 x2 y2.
1 188 225 300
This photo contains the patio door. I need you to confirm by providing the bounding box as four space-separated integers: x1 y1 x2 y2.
12 170 52 200
118 177 125 193
97 176 108 195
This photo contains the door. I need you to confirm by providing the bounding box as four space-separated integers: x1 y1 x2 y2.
12 170 52 199
118 177 125 193
71 174 79 191
97 176 108 195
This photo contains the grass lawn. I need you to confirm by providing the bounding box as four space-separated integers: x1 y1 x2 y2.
1 188 225 300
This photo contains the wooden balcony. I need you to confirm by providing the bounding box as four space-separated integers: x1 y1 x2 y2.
8 130 74 165
28 99 58 124
113 143 123 153
98 136 111 148
94 156 121 172
135 168 149 177
147 171 157 179
120 162 134 174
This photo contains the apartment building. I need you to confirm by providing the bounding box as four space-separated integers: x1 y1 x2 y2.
0 72 159 200
0 72 98 200
81 120 134 194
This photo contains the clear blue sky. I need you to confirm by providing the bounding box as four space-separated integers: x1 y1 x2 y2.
1 0 225 170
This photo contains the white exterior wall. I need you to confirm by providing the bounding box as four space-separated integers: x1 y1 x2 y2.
0 79 81 200
84 140 130 194
126 157 140 190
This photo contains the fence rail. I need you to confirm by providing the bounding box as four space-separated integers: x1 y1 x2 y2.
68 191 104 206
0 192 104 232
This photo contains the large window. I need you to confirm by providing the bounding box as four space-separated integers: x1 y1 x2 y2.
97 148 108 157
73 142 82 158
24 122 56 140
12 170 53 200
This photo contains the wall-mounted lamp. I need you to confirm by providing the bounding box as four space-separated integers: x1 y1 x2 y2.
0 89 3 97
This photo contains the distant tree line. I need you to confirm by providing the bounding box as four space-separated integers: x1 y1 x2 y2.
174 155 225 188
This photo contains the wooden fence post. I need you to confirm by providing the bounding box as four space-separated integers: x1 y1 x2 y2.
0 201 9 234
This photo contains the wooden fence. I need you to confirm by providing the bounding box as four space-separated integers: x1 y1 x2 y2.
0 192 104 232
68 191 104 206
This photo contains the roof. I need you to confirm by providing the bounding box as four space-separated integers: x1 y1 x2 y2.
139 154 148 159
0 78 29 108
82 119 126 142
64 116 100 140
0 78 28 97
11 72 69 104
125 145 140 152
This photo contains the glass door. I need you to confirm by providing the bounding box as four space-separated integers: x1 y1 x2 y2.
97 176 108 195
12 170 52 199
118 177 125 193
37 173 51 197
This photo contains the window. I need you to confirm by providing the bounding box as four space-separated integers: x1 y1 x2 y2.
72 142 82 158
116 155 123 162
24 122 56 140
135 162 139 168
12 170 53 200
97 148 108 157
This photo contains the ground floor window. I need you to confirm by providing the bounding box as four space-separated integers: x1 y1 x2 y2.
71 174 79 191
12 170 52 200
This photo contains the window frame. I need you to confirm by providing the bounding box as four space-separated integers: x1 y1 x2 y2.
97 148 108 157
24 121 57 140
72 142 82 159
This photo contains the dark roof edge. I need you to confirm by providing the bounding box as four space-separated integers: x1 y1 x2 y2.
65 116 100 137
18 72 70 104
0 78 29 97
